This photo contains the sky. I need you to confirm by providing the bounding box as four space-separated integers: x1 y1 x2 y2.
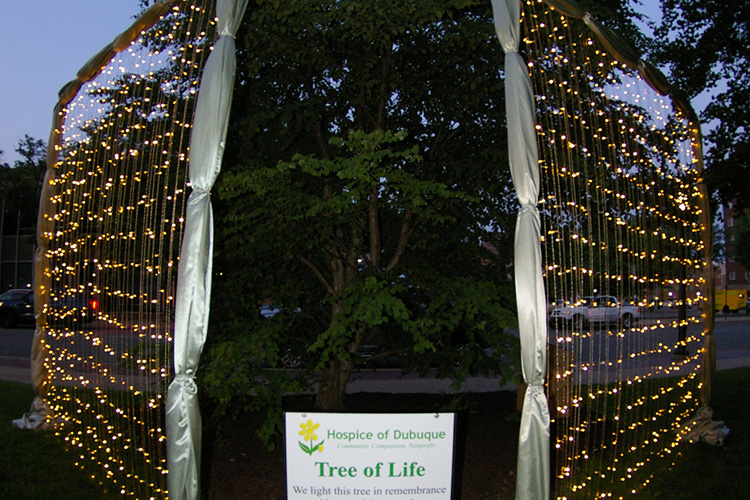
0 1 693 167
0 0 143 165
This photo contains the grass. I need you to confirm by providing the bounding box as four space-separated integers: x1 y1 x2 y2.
639 367 750 500
554 369 747 499
0 382 120 500
1 369 749 499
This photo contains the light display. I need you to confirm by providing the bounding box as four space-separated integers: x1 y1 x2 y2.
37 1 215 497
524 0 707 497
32 0 710 498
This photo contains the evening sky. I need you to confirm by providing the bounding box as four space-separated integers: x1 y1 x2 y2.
0 0 142 164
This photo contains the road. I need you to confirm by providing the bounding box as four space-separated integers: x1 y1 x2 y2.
0 324 34 358
1 313 749 390
712 313 750 368
0 320 169 388
540 310 750 384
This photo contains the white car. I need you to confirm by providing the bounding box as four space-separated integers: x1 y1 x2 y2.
548 295 639 329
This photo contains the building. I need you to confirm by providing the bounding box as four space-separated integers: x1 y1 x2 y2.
716 201 750 291
0 228 34 291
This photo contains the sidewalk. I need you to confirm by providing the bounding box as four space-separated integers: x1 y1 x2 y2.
0 357 31 384
3 343 749 392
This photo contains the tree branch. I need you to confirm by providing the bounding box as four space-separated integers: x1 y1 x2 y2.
359 82 377 130
385 210 416 274
331 229 348 295
346 220 364 284
377 44 393 129
300 256 335 296
316 124 330 160
369 189 381 269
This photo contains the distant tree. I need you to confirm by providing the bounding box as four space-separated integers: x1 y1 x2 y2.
14 135 46 169
0 135 47 234
202 0 520 439
581 0 654 52
651 0 750 210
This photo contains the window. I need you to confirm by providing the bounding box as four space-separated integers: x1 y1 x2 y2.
729 271 737 281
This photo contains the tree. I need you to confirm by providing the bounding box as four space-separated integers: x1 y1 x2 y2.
651 0 750 210
202 0 519 434
0 135 47 236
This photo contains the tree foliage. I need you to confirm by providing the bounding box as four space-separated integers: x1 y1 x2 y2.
0 135 46 236
581 0 654 53
652 0 750 210
202 0 520 442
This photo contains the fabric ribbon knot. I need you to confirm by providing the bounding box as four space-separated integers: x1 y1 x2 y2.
519 204 539 215
172 374 198 395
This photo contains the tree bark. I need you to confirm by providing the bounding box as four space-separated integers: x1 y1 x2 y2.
316 357 353 411
316 241 352 410
386 209 415 274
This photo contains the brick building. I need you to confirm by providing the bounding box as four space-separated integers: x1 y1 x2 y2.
716 201 750 291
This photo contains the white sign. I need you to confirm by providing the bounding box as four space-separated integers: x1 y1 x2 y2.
285 412 456 500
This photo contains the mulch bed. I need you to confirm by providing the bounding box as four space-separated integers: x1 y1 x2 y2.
206 391 520 499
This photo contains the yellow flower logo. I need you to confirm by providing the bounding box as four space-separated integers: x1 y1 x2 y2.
298 420 324 455
300 420 319 440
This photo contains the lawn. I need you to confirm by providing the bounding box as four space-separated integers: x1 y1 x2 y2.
0 383 120 500
637 367 750 500
1 368 749 499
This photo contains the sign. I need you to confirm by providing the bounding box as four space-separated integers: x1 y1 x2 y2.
285 412 456 499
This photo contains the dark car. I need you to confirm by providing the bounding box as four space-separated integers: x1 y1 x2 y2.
0 288 99 328
0 289 35 328
48 288 99 325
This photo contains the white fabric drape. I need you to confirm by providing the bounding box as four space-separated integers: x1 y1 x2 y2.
166 1 248 499
490 1 551 499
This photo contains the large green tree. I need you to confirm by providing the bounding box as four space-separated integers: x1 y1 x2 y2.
202 0 519 430
652 0 750 210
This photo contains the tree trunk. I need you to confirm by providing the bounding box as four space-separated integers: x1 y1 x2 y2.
316 357 353 411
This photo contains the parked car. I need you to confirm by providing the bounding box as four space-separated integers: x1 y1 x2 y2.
48 288 99 324
0 289 35 328
548 295 640 329
0 287 100 328
547 299 569 314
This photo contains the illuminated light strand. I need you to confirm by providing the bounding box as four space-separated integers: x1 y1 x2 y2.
526 1 706 498
41 2 214 498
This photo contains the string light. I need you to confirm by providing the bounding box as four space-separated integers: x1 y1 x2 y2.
526 1 705 497
40 2 215 498
41 1 707 498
